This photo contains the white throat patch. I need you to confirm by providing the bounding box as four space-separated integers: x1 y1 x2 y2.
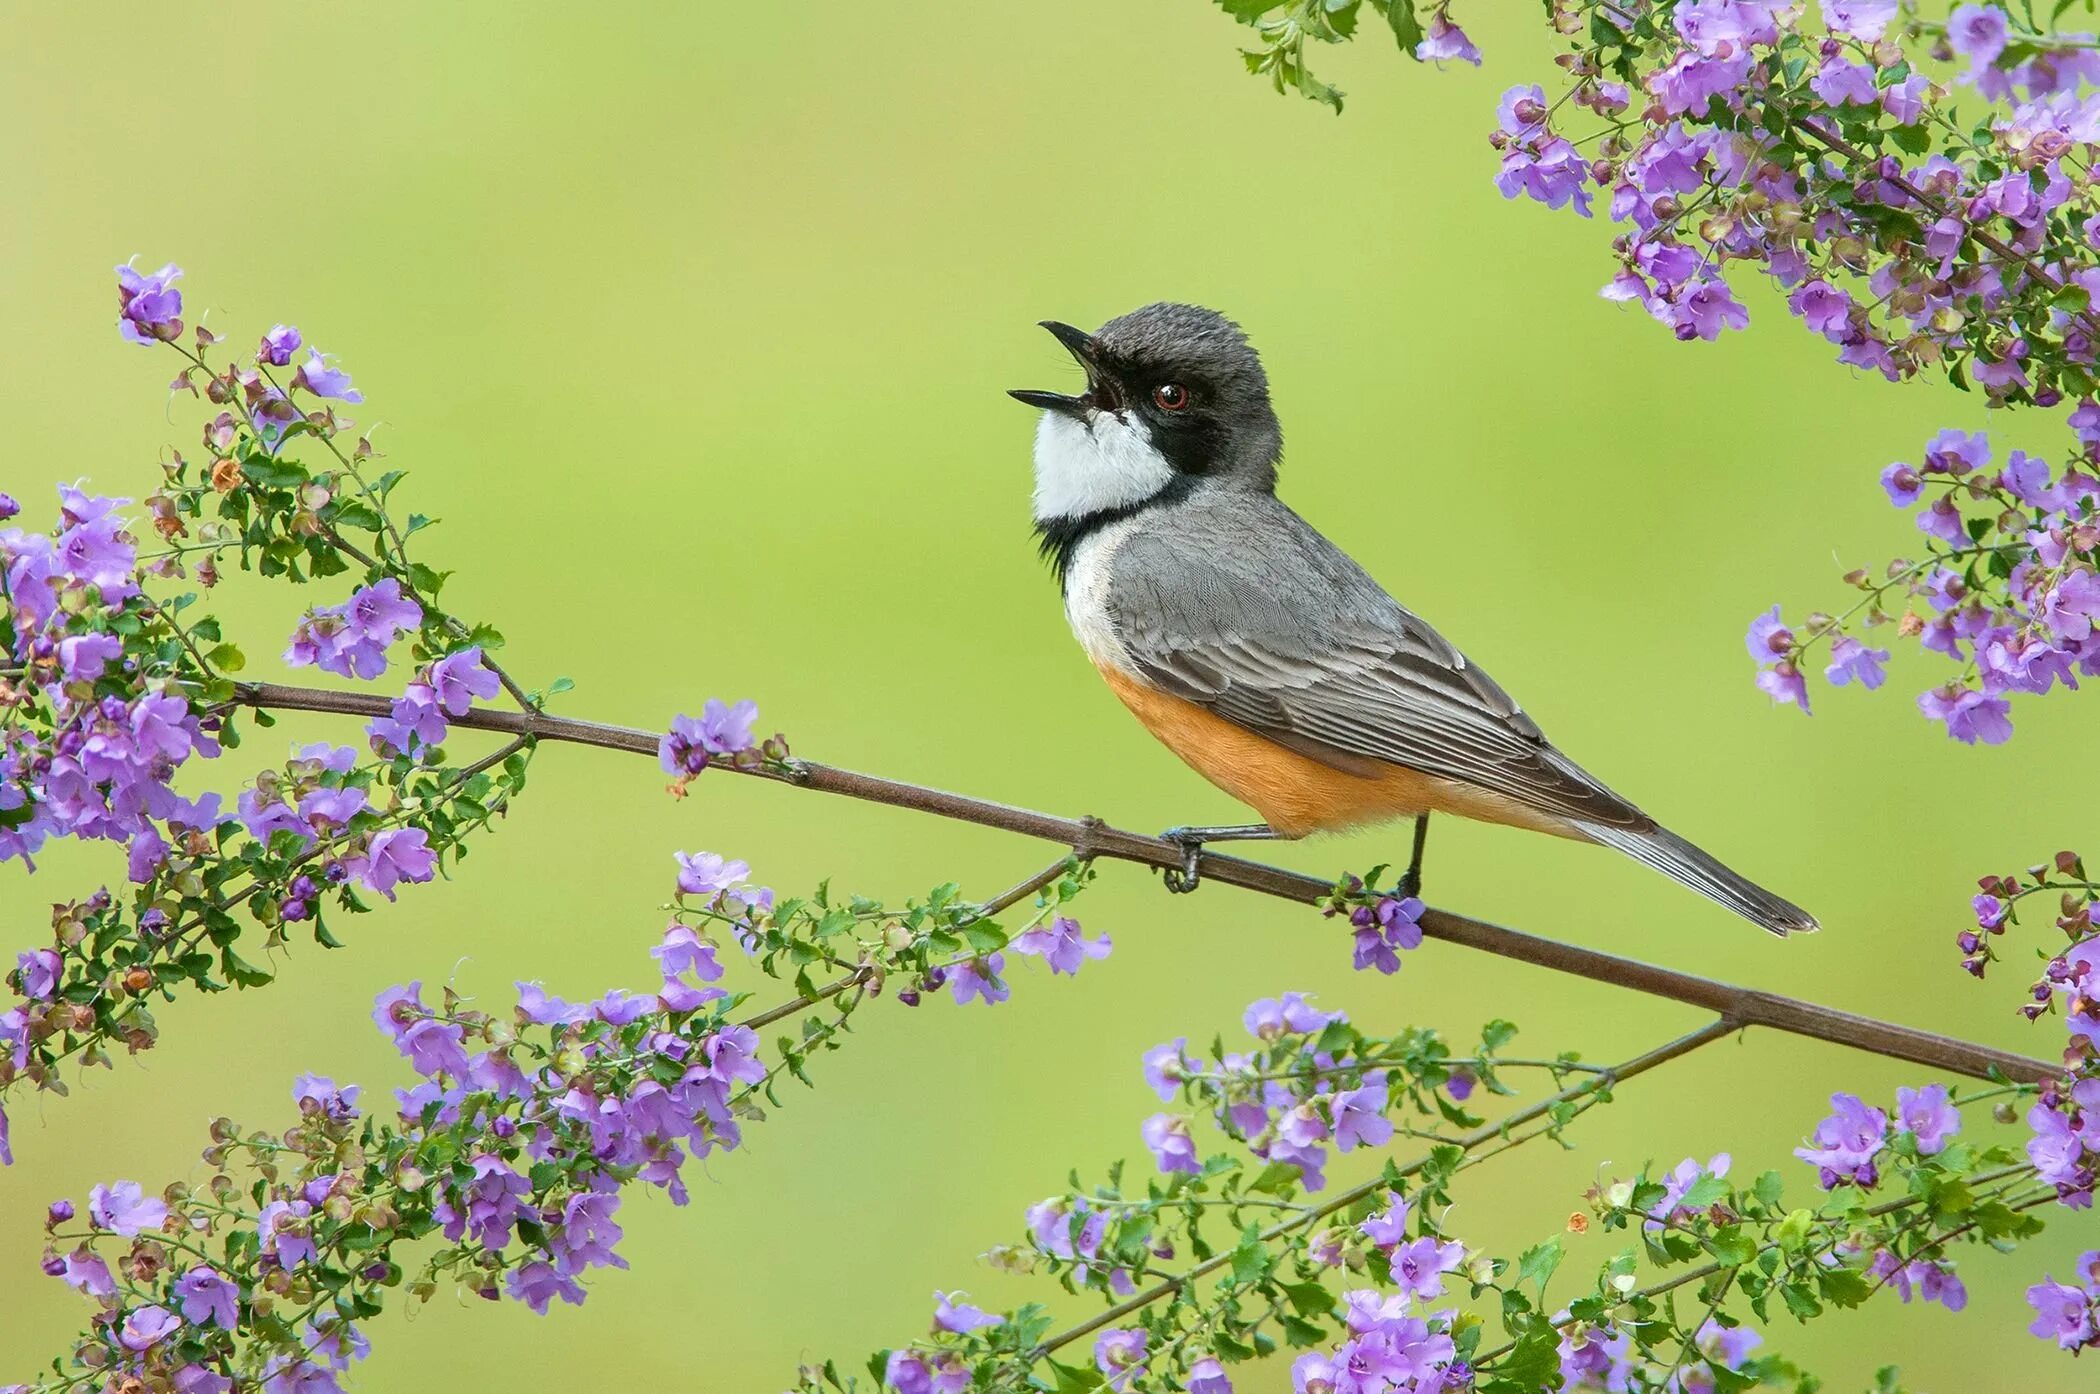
1030 409 1174 521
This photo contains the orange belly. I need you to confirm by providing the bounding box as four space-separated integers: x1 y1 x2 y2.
1097 663 1581 840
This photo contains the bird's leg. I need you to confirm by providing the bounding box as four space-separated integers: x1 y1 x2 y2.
1157 824 1285 894
1394 814 1431 900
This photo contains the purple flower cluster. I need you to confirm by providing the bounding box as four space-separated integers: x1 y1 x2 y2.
1488 2 2100 392
1560 1317 1759 1393
1794 1085 1960 1190
0 487 230 872
1138 994 1392 1193
1757 426 2100 738
364 646 501 760
116 261 183 346
284 578 423 679
1320 876 1427 974
2027 1252 2100 1351
1288 1284 1459 1394
659 698 759 780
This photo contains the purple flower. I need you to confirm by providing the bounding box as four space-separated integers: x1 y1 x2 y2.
950 954 1008 1006
88 1180 167 1236
292 1074 362 1123
57 1249 115 1296
1359 1197 1411 1249
885 1352 934 1394
1745 606 1793 662
441 1153 532 1249
1349 894 1424 974
2043 570 2100 643
59 632 123 681
652 925 725 982
2026 1102 2089 1187
697 1024 766 1086
259 324 303 366
1947 3 2010 66
1142 1038 1188 1099
1093 1328 1148 1391
933 1290 1002 1334
1142 1113 1201 1174
172 1266 241 1329
1923 428 1990 475
1895 1084 1961 1155
659 698 760 776
1186 1358 1233 1394
507 1261 587 1315
294 349 364 403
285 579 423 680
1794 1092 1889 1188
1824 637 1889 689
258 1196 322 1270
15 947 61 1000
1414 10 1480 65
119 1304 181 1351
1755 664 1811 714
1916 686 2014 745
1788 280 1852 338
1660 277 1749 341
1810 56 1880 106
2027 1277 2097 1350
350 826 436 901
551 1190 628 1274
1331 1083 1393 1152
675 850 749 897
1012 915 1112 975
116 262 183 345
428 647 499 716
1389 1236 1464 1300
1244 992 1342 1041
1822 0 1898 40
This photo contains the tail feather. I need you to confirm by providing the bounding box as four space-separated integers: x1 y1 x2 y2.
1579 822 1818 937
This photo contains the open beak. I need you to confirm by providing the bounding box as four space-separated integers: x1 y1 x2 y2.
1008 320 1116 416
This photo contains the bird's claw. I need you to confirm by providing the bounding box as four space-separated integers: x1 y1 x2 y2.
1159 827 1204 894
1395 867 1422 900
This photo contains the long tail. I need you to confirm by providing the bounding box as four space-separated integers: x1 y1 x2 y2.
1578 822 1819 937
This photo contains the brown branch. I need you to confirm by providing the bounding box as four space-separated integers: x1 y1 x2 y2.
226 680 2059 1085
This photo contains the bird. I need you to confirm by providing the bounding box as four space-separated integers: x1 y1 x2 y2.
1008 303 1817 936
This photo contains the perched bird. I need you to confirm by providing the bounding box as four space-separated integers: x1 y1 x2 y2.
1009 303 1816 935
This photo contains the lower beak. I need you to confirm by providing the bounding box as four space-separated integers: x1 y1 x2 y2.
1008 320 1114 416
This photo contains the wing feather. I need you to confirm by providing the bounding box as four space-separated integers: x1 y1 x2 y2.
1106 519 1652 832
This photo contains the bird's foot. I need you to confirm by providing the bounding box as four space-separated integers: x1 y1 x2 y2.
1394 867 1422 900
1159 826 1206 894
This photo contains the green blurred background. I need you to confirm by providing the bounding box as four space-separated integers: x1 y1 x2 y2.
1 2 2087 1388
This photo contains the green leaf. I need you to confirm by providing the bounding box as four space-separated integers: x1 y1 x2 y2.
1816 1267 1873 1309
220 947 273 988
1515 1238 1563 1296
1230 1226 1271 1284
204 642 246 674
241 455 309 490
1680 1173 1730 1209
961 922 1009 954
1279 1280 1336 1316
1707 1225 1757 1266
1045 1357 1104 1393
1384 0 1425 54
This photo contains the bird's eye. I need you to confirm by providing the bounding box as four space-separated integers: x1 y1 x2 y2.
1152 383 1190 411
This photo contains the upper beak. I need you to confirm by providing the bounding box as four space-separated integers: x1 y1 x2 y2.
1008 320 1111 416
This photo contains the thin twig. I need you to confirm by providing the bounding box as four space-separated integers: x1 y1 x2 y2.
225 680 2060 1086
1028 1019 1736 1360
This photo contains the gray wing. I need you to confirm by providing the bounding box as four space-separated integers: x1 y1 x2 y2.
1105 505 1652 832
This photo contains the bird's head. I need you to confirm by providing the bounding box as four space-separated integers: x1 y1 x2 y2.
1010 303 1281 524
